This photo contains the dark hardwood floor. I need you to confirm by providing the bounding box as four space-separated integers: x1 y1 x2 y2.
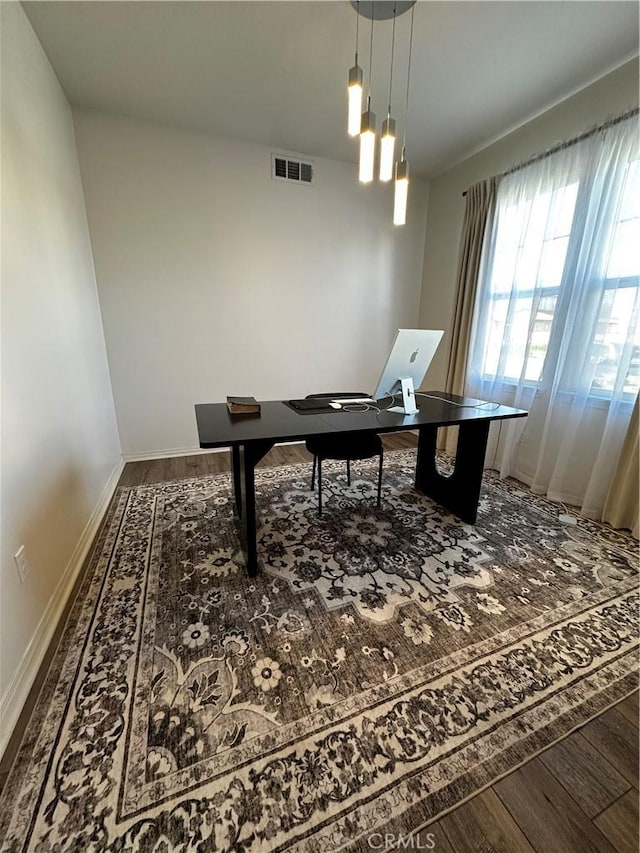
1 434 638 852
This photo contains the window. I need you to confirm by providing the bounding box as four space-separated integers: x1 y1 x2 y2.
482 181 579 383
472 121 640 400
591 158 640 395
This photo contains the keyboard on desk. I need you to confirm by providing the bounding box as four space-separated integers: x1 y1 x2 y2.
333 397 376 404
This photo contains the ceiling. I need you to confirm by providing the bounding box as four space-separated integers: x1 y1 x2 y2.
23 1 639 178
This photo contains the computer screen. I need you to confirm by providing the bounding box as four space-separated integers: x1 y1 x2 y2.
373 329 444 400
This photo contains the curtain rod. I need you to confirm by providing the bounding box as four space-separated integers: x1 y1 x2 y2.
462 107 639 196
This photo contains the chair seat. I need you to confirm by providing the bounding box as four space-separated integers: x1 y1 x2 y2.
305 432 382 461
303 394 384 516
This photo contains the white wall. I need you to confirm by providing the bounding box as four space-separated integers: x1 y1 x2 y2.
0 4 121 750
73 110 429 457
419 58 640 389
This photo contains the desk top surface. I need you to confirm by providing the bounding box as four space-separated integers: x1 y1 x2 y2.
195 393 527 448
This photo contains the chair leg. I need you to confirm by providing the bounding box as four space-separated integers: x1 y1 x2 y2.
377 449 383 507
346 459 351 486
318 457 323 517
311 455 316 490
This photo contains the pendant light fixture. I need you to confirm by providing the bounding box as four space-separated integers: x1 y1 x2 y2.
347 1 417 219
394 4 415 225
358 10 376 183
379 6 397 182
347 2 363 136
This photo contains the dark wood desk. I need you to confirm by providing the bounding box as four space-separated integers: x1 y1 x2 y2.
195 394 527 576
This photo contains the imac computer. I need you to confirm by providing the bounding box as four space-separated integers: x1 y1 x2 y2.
373 329 444 414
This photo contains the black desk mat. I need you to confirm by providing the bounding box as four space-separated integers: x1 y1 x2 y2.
282 400 340 415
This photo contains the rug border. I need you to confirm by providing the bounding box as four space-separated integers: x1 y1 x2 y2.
400 681 639 847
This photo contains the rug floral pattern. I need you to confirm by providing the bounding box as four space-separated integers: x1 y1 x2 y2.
0 451 637 852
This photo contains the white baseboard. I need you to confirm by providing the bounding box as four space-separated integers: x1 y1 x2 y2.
0 456 125 761
123 445 226 462
123 433 415 465
123 441 305 463
123 430 418 465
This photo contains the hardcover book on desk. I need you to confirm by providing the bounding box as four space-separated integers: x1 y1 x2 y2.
226 396 261 416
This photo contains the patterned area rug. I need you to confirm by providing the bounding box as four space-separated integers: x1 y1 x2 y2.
1 451 637 852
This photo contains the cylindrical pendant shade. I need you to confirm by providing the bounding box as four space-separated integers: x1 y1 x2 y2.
379 116 396 181
348 64 363 136
394 158 409 225
359 109 376 183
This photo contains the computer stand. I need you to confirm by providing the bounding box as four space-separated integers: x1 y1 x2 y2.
387 377 419 415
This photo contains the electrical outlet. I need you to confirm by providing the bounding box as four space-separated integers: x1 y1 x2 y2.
14 545 30 583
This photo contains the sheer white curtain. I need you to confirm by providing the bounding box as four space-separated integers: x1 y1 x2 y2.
467 113 640 517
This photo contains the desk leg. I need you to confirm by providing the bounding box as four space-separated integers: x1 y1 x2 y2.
231 446 242 517
234 440 274 576
415 421 490 524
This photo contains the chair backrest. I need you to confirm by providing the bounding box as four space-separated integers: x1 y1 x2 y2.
305 392 368 399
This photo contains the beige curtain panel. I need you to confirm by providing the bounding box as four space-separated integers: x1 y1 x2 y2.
440 177 497 453
603 394 639 538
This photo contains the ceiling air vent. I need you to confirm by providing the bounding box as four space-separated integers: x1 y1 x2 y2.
272 154 313 185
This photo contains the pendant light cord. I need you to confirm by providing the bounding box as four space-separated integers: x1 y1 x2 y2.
402 4 415 153
387 6 397 116
367 8 374 103
355 0 359 64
